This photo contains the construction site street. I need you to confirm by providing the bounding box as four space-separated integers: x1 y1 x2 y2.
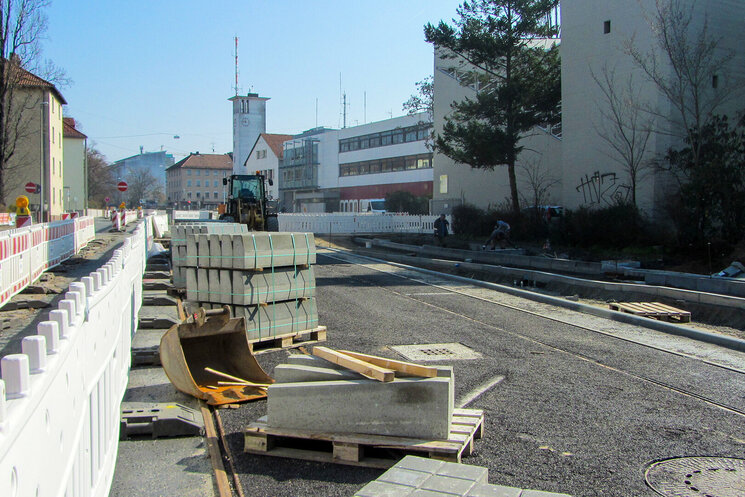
218 248 745 497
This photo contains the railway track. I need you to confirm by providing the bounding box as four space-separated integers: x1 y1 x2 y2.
321 249 745 419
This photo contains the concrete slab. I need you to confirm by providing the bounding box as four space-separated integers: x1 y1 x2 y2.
231 298 319 340
267 376 453 439
273 364 365 382
230 266 315 306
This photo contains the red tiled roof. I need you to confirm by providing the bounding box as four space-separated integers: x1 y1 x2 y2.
167 153 232 171
63 117 87 139
260 133 293 159
3 58 67 104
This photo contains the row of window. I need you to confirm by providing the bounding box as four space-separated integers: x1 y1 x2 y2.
178 179 224 187
338 123 431 153
181 191 222 199
339 153 433 177
181 169 227 177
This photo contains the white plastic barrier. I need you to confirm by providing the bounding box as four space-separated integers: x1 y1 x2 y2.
278 213 451 234
0 218 150 497
172 210 212 220
151 214 168 239
0 217 96 309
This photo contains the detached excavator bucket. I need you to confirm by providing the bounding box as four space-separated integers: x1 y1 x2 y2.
159 306 274 405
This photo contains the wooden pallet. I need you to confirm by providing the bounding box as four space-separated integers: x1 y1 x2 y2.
609 301 691 323
248 326 327 355
243 408 484 468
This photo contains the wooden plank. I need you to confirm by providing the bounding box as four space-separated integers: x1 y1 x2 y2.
337 350 439 378
312 346 394 382
333 441 362 462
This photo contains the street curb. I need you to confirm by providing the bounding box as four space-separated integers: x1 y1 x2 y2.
326 248 745 353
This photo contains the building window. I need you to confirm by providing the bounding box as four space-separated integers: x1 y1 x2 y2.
52 127 55 143
196 192 200 197
196 169 200 176
187 169 191 176
439 175 448 194
713 74 719 88
52 157 55 175
187 180 191 187
214 192 218 199
214 170 218 176
187 192 192 198
196 180 200 187
604 20 611 34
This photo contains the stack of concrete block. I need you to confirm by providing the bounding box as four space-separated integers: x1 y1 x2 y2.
354 455 573 497
170 222 248 288
267 354 454 440
182 231 318 341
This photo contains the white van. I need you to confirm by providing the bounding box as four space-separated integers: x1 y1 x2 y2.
359 198 386 213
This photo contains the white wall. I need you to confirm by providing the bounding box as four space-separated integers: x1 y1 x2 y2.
231 95 268 171
242 135 280 200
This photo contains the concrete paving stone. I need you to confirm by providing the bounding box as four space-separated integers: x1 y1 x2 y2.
219 234 233 269
466 484 522 497
208 269 221 303
355 481 413 497
232 298 318 340
420 474 477 495
267 376 452 439
197 268 208 302
436 462 488 484
197 234 210 267
410 490 453 497
396 455 445 474
185 268 197 301
273 364 365 382
379 468 432 488
209 234 221 268
231 266 315 306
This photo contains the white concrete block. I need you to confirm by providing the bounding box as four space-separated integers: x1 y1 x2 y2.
22 336 47 373
37 321 59 354
1 355 30 399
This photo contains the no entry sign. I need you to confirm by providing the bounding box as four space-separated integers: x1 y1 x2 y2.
117 181 128 192
25 182 39 194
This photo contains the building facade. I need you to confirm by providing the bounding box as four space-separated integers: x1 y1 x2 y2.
166 153 232 208
109 150 174 198
2 62 66 220
62 118 87 212
278 113 434 213
230 93 269 172
431 0 745 218
241 133 292 201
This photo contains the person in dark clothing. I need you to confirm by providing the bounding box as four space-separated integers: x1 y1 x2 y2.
433 214 449 246
482 220 513 249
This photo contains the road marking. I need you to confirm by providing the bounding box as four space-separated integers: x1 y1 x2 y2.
404 292 453 296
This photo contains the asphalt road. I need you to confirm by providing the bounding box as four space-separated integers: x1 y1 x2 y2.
219 250 745 497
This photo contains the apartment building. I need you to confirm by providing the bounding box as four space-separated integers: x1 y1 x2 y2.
166 153 232 208
62 118 87 212
1 60 66 220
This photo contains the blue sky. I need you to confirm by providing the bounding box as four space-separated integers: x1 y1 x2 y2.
44 0 459 163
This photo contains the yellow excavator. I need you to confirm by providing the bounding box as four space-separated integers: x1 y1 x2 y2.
219 173 279 231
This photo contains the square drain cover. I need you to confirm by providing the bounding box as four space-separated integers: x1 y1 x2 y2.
390 343 481 362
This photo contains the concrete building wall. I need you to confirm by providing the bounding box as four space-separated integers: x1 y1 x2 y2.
561 0 745 216
63 136 86 211
3 89 64 219
231 94 268 172
432 50 561 213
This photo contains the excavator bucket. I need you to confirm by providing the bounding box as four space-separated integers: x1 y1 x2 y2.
159 306 274 405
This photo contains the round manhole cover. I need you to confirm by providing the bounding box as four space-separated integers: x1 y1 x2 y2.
645 457 745 497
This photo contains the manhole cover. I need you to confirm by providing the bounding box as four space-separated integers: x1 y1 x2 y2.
645 457 745 497
390 343 482 362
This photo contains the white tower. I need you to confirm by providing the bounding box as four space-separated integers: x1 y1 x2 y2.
230 93 269 173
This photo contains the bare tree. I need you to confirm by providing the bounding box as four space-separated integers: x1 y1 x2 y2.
0 0 67 205
125 167 162 206
86 146 116 208
518 157 559 211
625 0 740 174
592 65 653 206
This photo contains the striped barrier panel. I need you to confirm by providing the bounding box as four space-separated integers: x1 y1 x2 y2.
0 217 149 497
0 217 96 309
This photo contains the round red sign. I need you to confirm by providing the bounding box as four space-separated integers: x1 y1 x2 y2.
117 181 128 192
25 182 37 193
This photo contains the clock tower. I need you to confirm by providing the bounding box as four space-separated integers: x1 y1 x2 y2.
229 92 269 173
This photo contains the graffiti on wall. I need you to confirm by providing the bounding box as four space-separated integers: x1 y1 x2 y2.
575 171 630 205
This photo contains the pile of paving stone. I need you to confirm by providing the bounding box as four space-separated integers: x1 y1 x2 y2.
173 222 318 341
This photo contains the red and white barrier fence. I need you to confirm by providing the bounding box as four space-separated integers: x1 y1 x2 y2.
110 210 139 232
0 218 151 497
0 217 96 309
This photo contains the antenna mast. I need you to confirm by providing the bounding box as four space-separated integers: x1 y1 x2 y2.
233 36 239 96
